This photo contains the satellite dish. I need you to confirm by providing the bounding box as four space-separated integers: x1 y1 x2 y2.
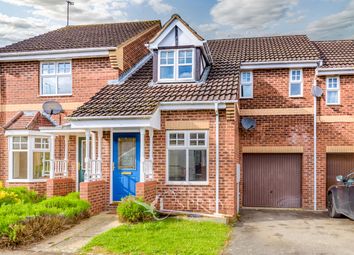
42 101 63 115
241 118 256 130
312 86 323 97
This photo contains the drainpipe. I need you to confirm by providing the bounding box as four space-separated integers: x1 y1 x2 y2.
214 103 220 215
313 70 318 211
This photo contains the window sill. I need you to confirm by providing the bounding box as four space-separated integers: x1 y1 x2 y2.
38 94 72 98
165 181 209 186
7 179 48 183
289 95 304 98
240 97 253 99
326 104 341 106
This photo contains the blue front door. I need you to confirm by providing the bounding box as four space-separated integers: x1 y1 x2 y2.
112 133 140 201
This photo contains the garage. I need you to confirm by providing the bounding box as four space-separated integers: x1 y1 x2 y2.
327 153 354 189
243 153 302 208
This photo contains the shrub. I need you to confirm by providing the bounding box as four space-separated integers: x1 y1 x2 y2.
1 187 44 204
117 196 152 223
0 190 20 206
0 192 91 248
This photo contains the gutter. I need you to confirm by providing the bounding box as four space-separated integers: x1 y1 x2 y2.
240 59 322 70
66 114 152 121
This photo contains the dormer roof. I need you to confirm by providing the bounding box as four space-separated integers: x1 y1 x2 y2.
147 14 205 49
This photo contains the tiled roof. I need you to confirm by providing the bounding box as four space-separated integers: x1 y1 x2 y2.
0 20 160 53
313 40 354 68
3 111 55 130
71 35 319 118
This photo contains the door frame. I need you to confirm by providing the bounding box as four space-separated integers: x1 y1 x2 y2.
110 129 141 203
76 135 85 191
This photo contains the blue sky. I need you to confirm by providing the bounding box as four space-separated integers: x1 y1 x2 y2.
0 0 353 47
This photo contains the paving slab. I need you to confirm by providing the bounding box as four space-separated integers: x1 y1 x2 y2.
1 212 120 255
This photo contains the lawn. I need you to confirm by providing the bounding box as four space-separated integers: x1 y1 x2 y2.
82 218 231 255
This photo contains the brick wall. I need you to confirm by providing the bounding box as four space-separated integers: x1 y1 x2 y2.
5 181 47 196
136 181 157 204
46 178 75 197
149 110 238 216
80 180 108 215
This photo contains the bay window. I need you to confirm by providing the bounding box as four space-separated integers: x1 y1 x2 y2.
40 61 72 96
159 49 194 81
326 77 340 105
167 131 208 184
9 136 51 181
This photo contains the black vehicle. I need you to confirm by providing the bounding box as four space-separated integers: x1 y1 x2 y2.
327 173 354 220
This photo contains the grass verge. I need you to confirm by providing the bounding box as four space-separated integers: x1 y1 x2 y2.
82 218 231 255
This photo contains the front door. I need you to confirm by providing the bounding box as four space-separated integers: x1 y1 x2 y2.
112 133 140 201
78 137 90 189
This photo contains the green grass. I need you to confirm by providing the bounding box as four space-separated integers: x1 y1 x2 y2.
82 218 231 255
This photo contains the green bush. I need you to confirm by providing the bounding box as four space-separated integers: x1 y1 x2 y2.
0 190 20 206
117 196 152 223
0 187 44 204
0 192 91 246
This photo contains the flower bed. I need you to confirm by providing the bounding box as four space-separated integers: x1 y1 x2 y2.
0 187 90 248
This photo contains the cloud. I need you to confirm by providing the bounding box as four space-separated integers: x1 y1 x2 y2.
306 0 354 39
210 0 298 30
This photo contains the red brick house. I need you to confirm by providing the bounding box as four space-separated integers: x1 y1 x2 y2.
1 14 354 217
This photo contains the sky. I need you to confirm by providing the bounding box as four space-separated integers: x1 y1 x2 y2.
0 0 353 47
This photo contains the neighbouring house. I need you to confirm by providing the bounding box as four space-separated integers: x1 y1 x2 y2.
1 14 354 217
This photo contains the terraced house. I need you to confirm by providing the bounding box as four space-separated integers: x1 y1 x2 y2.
0 14 353 217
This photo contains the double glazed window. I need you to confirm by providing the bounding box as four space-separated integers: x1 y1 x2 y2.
40 61 72 95
289 69 303 97
326 77 340 105
159 49 194 81
240 72 253 98
167 131 208 184
10 136 50 180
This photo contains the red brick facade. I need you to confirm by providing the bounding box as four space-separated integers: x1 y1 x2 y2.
136 181 157 204
5 181 47 196
80 180 108 215
46 178 75 197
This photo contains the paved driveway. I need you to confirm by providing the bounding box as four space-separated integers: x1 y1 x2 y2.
224 209 354 255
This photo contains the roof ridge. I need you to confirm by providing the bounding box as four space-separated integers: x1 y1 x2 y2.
207 34 308 42
312 39 354 43
62 19 161 29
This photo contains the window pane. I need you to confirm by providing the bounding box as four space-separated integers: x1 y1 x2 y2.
328 78 338 89
241 85 252 98
290 83 301 96
33 152 50 179
118 137 136 169
160 66 174 79
327 91 339 104
13 151 27 179
189 150 207 181
58 76 72 94
178 65 192 79
167 51 174 64
42 63 55 74
168 150 186 181
42 77 56 95
58 62 71 73
241 72 251 83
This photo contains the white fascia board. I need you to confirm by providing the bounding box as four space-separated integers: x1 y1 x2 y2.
317 67 354 76
0 47 115 62
148 19 205 49
4 130 50 136
159 101 236 111
38 128 86 134
240 60 320 70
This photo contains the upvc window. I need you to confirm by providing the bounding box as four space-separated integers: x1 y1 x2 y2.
167 131 208 184
40 61 72 96
289 69 303 97
326 77 340 105
159 49 194 81
9 136 50 181
240 72 253 98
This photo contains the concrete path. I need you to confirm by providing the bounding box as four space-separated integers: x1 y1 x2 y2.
1 212 120 255
224 209 354 255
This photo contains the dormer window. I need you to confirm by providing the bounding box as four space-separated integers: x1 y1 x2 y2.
158 48 194 82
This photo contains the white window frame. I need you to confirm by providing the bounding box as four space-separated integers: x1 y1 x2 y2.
166 130 208 185
158 48 195 82
8 135 51 182
289 69 303 97
326 76 340 105
240 71 253 99
40 60 72 96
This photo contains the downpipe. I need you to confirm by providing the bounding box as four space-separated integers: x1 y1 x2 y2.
214 103 220 215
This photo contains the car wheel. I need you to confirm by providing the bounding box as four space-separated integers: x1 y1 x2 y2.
328 193 341 218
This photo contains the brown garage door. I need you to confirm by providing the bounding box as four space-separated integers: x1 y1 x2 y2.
243 153 302 208
327 153 354 189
